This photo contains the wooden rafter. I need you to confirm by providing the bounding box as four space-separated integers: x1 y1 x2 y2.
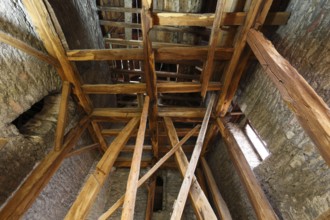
98 125 201 220
65 117 140 219
170 94 215 220
200 0 225 98
164 117 217 220
22 0 107 151
247 29 330 165
216 118 278 220
54 81 71 151
0 116 89 219
215 0 274 116
121 97 150 220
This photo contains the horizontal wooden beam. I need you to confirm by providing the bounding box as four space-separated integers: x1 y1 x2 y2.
82 82 221 94
102 128 199 137
65 117 140 219
0 116 89 219
66 47 234 61
0 30 59 67
104 38 191 48
216 118 278 220
247 29 330 165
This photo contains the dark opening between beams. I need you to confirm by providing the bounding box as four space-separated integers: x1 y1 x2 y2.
12 99 44 129
153 176 164 212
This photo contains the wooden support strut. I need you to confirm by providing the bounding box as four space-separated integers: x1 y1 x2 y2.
0 116 89 219
54 81 71 151
98 124 201 220
216 118 278 220
201 157 232 220
200 0 225 98
247 29 330 165
170 94 215 220
121 96 150 220
164 117 217 220
65 117 140 220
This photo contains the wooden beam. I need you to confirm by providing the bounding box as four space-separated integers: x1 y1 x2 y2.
98 125 201 220
215 0 264 116
201 157 232 220
200 0 225 98
145 177 156 220
0 30 59 67
66 47 234 61
90 121 108 151
216 118 278 220
102 128 199 137
121 97 150 220
164 117 217 220
170 94 215 220
82 82 221 94
104 38 191 48
65 117 140 220
201 123 218 156
0 116 89 219
215 0 274 116
97 6 141 13
54 81 71 151
66 143 99 158
247 29 330 165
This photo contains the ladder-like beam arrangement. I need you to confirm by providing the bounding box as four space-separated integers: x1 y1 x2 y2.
247 29 330 165
216 118 278 220
170 94 215 220
121 97 150 220
0 116 89 219
98 125 201 220
164 117 217 220
65 117 140 220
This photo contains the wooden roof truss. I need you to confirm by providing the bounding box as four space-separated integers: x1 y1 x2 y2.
0 0 329 219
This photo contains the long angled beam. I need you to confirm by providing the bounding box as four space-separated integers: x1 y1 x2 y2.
65 117 140 220
82 82 221 94
164 117 217 220
22 0 107 151
201 157 232 220
0 116 89 219
121 97 150 220
0 30 59 67
247 29 330 165
66 143 99 158
66 47 234 61
215 0 264 116
54 81 71 151
200 0 225 98
170 94 215 220
98 124 201 220
215 0 274 116
216 118 278 220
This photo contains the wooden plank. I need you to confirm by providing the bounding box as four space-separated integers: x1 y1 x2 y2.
247 29 330 165
102 128 199 137
170 94 215 220
0 116 89 219
0 30 59 67
90 121 108 151
97 6 141 13
215 0 274 116
104 38 191 48
54 81 71 151
200 0 225 98
216 118 278 220
121 97 150 220
201 157 232 220
66 143 99 158
215 0 264 116
82 82 221 94
164 117 217 220
98 125 201 220
66 47 234 61
65 117 140 220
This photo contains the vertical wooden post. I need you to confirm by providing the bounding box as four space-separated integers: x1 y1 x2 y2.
55 81 71 151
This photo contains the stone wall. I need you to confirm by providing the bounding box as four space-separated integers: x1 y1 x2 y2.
207 0 330 219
